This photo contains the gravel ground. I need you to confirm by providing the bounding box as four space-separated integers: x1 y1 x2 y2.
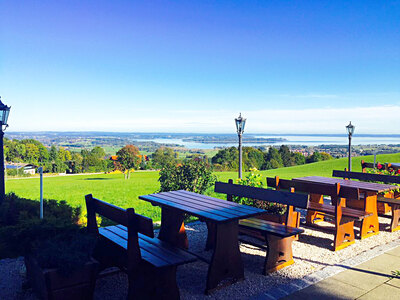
2 215 400 300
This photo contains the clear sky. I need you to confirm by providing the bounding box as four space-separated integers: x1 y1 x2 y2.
1 1 399 133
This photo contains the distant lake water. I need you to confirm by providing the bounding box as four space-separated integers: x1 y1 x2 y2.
135 135 400 150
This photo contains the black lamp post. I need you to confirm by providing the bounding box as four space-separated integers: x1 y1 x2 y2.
346 121 355 171
235 113 246 179
0 98 10 205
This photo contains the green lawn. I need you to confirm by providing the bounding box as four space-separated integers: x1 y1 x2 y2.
6 153 400 221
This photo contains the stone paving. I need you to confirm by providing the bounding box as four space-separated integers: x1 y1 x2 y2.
276 244 400 300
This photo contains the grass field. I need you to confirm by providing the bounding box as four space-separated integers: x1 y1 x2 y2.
6 153 400 221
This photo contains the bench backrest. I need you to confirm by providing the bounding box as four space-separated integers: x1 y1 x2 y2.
333 170 400 185
361 160 399 172
361 160 376 172
266 176 360 200
85 194 154 270
267 176 337 195
214 180 310 209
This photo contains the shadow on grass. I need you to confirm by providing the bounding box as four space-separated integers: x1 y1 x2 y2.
82 178 113 181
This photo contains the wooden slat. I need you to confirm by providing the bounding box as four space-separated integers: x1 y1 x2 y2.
308 202 371 220
105 226 195 266
362 162 375 169
214 181 310 209
272 177 360 199
377 195 400 206
89 196 154 237
139 194 229 222
389 163 400 170
147 193 235 219
167 191 262 217
333 170 400 185
134 214 154 238
239 218 303 237
154 192 245 219
294 176 395 193
138 233 197 263
100 228 169 267
172 190 262 214
101 226 196 267
92 197 128 226
269 177 338 196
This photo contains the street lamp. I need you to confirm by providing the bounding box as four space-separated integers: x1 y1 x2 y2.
0 97 11 205
235 113 246 179
346 121 355 171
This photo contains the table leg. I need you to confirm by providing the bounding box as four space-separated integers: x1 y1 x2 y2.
206 220 244 294
157 208 189 249
205 221 216 251
360 192 379 239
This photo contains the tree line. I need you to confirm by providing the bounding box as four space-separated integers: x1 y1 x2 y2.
4 137 332 175
4 138 113 174
211 145 332 171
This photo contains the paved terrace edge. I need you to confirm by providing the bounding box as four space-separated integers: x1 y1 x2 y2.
252 238 400 300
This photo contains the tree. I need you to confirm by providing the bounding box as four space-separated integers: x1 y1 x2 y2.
306 151 323 163
49 145 58 162
152 147 177 169
116 145 141 179
243 147 265 170
320 152 333 161
293 152 306 165
58 147 72 162
71 152 83 173
91 146 106 160
24 143 40 163
263 147 283 169
279 145 295 167
211 147 238 171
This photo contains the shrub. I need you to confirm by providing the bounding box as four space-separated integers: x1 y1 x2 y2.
0 193 84 259
232 169 286 215
158 158 216 194
31 230 96 275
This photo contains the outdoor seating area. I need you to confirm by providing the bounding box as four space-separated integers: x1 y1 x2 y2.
65 171 400 299
2 2 400 299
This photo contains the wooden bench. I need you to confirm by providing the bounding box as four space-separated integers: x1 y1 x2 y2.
332 170 400 232
266 176 372 251
85 194 196 300
361 160 400 173
214 180 309 274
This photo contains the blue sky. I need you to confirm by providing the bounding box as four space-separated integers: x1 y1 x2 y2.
1 0 399 133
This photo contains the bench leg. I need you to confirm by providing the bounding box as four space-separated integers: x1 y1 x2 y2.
333 220 355 251
158 208 188 249
359 193 379 239
390 204 400 232
306 194 326 225
378 202 392 214
206 220 244 294
264 235 294 274
128 265 180 300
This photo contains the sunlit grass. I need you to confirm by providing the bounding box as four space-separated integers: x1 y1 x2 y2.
6 153 400 221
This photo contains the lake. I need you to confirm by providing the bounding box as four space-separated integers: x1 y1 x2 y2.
135 134 400 149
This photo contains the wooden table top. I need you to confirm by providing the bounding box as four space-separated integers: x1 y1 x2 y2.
293 176 397 193
139 190 266 223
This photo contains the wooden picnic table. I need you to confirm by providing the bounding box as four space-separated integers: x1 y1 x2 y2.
293 176 398 239
139 190 265 294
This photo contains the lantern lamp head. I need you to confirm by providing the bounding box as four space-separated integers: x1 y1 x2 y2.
346 121 355 137
0 97 11 131
235 113 246 135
